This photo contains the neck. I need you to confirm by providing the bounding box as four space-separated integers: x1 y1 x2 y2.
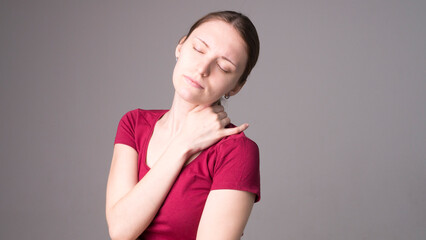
160 93 201 135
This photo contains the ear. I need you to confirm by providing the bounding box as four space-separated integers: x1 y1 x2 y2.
175 36 187 59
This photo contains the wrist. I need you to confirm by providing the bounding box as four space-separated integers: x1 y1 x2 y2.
169 135 193 162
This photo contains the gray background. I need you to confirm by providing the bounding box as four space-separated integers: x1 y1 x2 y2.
1 0 425 239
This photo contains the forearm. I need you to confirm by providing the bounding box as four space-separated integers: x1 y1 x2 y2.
106 141 190 239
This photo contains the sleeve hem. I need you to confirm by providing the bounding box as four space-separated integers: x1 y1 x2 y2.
114 140 137 151
211 184 261 202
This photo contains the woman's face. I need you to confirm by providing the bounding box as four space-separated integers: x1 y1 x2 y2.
172 20 248 105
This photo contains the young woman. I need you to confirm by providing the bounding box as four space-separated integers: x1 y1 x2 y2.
106 11 260 240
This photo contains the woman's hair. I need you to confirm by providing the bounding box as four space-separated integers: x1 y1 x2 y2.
184 10 260 88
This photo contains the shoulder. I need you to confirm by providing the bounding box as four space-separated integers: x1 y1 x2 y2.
114 109 168 150
212 130 260 168
119 108 168 125
216 130 259 156
209 130 261 202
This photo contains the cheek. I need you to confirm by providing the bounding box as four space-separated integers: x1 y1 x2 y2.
206 76 238 99
174 56 192 74
220 75 240 91
179 45 196 61
173 53 190 78
172 61 183 88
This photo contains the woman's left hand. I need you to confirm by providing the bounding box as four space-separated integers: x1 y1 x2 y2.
173 105 249 156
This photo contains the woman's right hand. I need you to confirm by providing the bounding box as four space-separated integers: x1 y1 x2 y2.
175 105 249 155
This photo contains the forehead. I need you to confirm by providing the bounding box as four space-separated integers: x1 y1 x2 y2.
189 20 248 65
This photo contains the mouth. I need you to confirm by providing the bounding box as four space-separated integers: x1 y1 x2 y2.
184 75 204 89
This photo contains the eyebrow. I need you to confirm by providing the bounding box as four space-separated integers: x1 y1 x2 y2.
195 37 237 67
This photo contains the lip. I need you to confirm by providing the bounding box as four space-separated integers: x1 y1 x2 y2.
184 75 204 89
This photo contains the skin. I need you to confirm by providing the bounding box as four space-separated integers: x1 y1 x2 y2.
106 20 256 240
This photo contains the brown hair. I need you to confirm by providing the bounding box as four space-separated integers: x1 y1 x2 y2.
184 10 260 89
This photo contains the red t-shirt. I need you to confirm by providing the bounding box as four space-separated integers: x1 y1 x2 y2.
114 109 260 240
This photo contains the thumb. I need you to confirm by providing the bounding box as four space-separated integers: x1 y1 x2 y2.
221 123 249 137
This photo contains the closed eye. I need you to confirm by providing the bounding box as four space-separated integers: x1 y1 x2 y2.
217 63 230 73
193 45 204 54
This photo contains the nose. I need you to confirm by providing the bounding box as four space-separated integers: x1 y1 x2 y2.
197 57 212 77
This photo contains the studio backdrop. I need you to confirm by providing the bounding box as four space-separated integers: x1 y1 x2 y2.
1 1 425 239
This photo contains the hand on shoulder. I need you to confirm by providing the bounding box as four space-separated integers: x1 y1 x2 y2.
175 105 249 155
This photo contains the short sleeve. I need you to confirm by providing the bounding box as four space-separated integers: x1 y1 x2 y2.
211 135 261 202
114 110 138 150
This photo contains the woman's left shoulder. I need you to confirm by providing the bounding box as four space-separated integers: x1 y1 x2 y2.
216 128 259 155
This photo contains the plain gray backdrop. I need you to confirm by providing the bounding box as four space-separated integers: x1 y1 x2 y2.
1 0 425 239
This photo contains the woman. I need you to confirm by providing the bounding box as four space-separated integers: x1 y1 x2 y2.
106 11 260 240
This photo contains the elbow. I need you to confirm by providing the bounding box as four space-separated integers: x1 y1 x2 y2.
107 222 129 240
107 222 136 240
106 212 138 240
107 227 126 240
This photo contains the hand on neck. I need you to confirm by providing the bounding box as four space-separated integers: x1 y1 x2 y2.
160 93 212 135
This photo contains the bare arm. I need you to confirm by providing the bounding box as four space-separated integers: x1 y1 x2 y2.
106 141 189 240
196 190 255 240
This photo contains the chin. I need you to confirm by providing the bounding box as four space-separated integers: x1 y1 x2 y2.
176 88 202 104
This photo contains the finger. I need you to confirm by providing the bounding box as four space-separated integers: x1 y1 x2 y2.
220 116 231 127
217 111 228 120
220 123 249 137
211 105 224 113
